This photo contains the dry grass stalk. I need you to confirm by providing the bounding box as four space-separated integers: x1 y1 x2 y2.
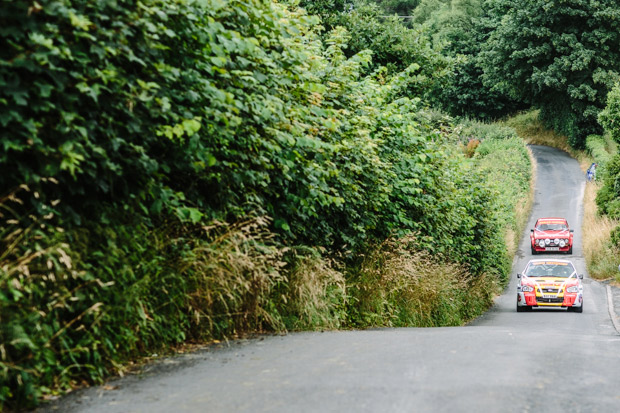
188 217 288 336
286 254 346 330
355 236 498 327
582 181 620 282
503 110 572 151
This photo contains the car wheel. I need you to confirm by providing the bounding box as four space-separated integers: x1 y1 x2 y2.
531 247 537 255
517 303 529 312
571 303 583 313
567 246 573 254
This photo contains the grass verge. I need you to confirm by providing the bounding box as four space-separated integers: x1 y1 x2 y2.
582 181 620 282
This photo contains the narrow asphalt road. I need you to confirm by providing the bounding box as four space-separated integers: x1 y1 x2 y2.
38 145 620 413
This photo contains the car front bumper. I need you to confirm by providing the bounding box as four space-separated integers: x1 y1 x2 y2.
517 292 583 309
531 244 572 253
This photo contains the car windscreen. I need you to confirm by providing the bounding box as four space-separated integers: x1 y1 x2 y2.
536 223 567 231
524 262 575 278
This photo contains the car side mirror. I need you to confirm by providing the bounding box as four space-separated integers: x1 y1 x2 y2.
579 274 584 279
517 273 522 278
530 229 534 233
570 229 574 233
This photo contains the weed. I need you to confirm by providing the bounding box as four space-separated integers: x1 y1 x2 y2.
348 236 499 328
461 139 481 158
183 217 289 337
278 249 347 331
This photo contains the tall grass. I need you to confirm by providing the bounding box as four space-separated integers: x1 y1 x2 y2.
347 236 500 328
502 110 573 152
183 219 349 336
0 185 89 409
582 182 620 281
182 217 290 337
278 250 347 330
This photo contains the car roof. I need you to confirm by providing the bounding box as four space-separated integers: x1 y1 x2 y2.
536 217 567 223
526 258 574 266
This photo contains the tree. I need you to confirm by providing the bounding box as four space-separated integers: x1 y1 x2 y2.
421 0 525 119
480 0 620 148
412 0 449 24
377 0 421 15
599 82 620 144
297 0 350 29
595 83 620 217
329 0 452 101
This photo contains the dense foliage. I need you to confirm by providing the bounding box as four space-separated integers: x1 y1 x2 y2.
319 0 620 140
328 0 452 89
599 83 620 145
0 0 533 409
480 0 620 147
297 0 349 28
420 0 526 119
378 0 420 16
596 83 620 217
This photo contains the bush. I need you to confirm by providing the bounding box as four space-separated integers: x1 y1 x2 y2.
596 154 620 218
539 104 600 149
610 226 620 248
585 134 615 179
599 83 620 145
458 121 533 258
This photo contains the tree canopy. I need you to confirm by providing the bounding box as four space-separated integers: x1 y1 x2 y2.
416 0 525 119
480 0 620 147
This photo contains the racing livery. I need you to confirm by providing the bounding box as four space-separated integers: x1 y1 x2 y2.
516 259 583 312
530 217 574 255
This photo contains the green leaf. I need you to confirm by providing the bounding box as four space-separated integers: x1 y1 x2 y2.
69 12 93 31
176 207 204 223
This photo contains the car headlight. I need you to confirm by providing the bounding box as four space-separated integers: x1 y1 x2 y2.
559 240 566 247
545 238 551 245
521 285 534 292
565 238 570 244
554 238 560 245
539 240 545 248
566 286 579 293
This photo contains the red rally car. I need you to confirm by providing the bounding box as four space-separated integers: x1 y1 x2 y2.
530 217 574 255
516 259 584 312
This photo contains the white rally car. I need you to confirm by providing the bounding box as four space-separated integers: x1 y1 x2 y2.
516 259 584 312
